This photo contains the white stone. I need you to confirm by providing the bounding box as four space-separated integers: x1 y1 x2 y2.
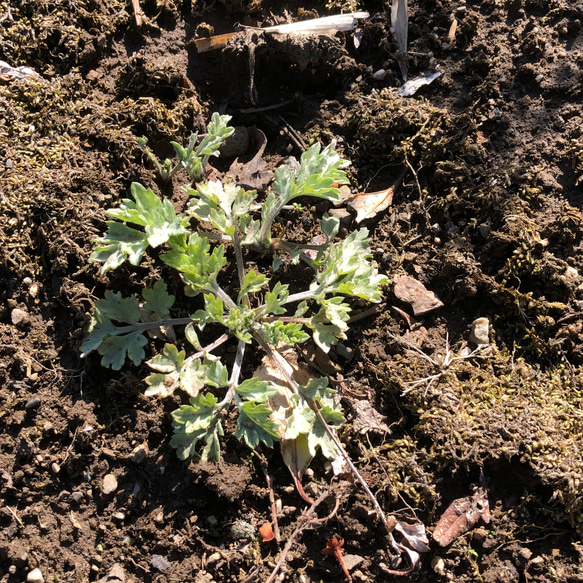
469 317 490 345
27 568 44 583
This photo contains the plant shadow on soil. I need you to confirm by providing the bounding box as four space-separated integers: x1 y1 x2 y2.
1 0 583 581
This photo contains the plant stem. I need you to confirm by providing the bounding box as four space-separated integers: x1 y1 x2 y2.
219 339 246 407
108 317 194 336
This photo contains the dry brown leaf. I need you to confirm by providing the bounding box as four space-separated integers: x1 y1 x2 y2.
347 186 394 223
433 487 490 546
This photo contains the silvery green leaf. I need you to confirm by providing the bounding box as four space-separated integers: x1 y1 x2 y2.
90 221 149 273
184 323 202 349
238 269 269 302
97 331 148 370
321 213 340 240
147 343 185 373
264 281 289 315
142 280 175 317
236 401 281 449
207 360 229 388
236 378 278 402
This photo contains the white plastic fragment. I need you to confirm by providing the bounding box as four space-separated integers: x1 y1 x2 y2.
265 12 370 35
399 70 442 97
0 60 39 81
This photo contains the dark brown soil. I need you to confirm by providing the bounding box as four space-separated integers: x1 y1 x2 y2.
1 0 583 582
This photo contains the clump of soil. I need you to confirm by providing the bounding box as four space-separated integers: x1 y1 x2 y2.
1 0 583 582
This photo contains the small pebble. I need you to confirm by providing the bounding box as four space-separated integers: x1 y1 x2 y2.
469 317 490 345
25 398 41 409
11 308 28 325
102 473 118 494
113 512 125 521
127 443 148 464
206 515 218 526
432 556 446 575
151 555 170 571
343 554 365 570
71 492 84 503
27 568 44 583
372 69 386 80
51 462 61 474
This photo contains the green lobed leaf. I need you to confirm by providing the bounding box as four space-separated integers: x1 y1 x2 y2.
142 280 175 317
179 358 211 397
147 343 185 373
97 331 148 370
313 228 389 302
236 378 279 402
262 321 309 346
97 290 141 324
145 371 180 397
263 281 289 315
236 401 281 449
238 269 269 302
90 221 149 273
170 394 223 460
207 360 229 388
162 233 226 295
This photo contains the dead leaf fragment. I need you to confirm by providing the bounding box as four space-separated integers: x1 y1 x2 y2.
347 186 394 223
393 275 444 316
226 127 273 191
433 487 490 546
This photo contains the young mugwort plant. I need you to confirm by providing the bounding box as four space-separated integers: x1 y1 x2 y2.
82 113 388 473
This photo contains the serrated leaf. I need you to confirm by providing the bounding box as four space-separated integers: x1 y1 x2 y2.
264 281 289 315
162 233 226 295
321 213 340 239
262 321 309 346
236 401 281 449
90 222 149 273
97 290 141 324
97 331 148 370
203 293 225 323
298 377 329 400
224 306 254 343
170 394 223 460
238 269 269 302
80 310 116 357
236 378 278 402
314 228 389 302
144 371 180 397
207 360 229 388
109 183 189 248
197 112 234 158
147 343 185 373
142 280 175 317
